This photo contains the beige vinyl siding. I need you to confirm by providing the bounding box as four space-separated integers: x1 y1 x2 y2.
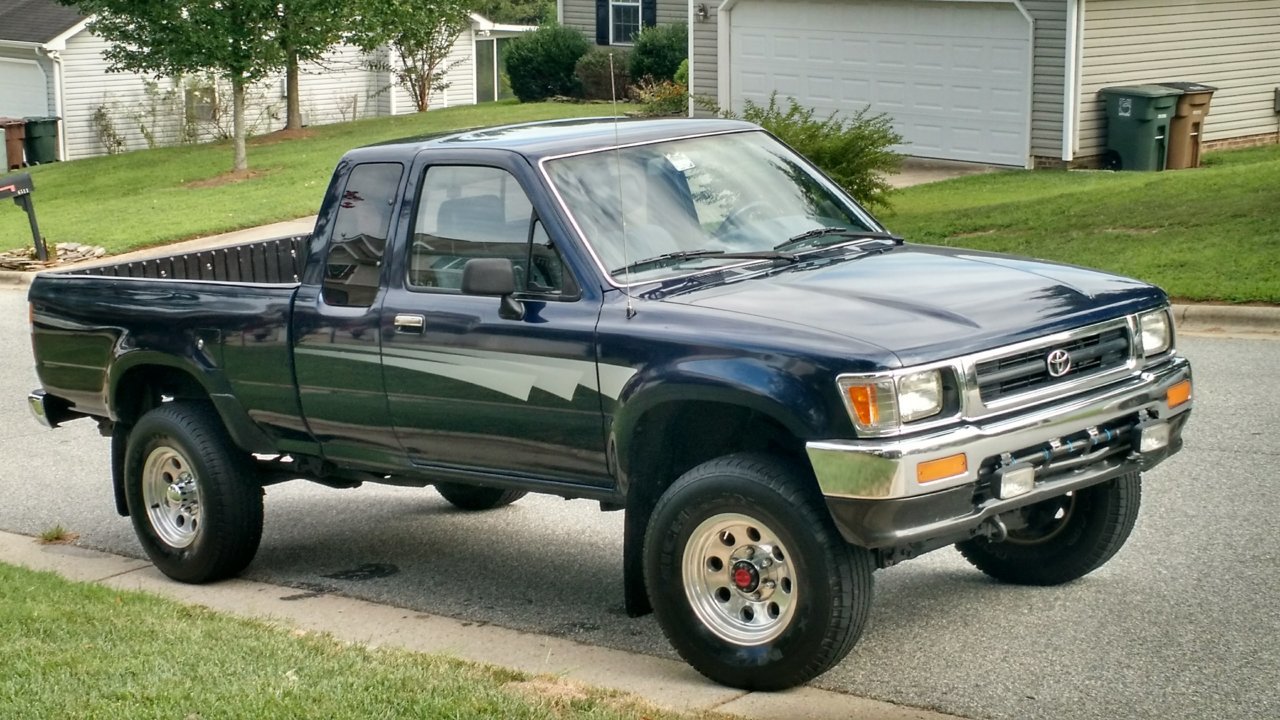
1023 0 1068 158
61 32 185 160
691 6 718 115
389 29 477 113
563 0 597 39
296 44 383 126
1078 0 1280 156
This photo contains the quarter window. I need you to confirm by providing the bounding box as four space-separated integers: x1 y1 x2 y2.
409 165 567 295
323 162 403 307
610 0 641 44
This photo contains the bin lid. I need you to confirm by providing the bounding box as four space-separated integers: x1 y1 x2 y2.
23 116 61 122
1157 82 1217 94
0 117 26 127
1098 84 1183 98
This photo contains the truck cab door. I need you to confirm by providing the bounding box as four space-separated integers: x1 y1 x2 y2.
379 156 612 488
292 160 407 471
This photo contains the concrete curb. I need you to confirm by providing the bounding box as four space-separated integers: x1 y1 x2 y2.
1173 303 1280 335
0 529 957 720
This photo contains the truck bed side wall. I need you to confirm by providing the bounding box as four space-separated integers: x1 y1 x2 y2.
28 236 312 455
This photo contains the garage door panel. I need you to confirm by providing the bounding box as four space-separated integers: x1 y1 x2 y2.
0 58 49 118
729 0 1030 166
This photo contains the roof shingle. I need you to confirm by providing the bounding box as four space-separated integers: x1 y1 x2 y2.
0 0 86 44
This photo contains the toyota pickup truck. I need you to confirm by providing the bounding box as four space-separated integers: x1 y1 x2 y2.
27 117 1192 690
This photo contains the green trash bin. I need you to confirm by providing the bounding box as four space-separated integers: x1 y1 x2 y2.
22 116 60 165
1097 85 1182 171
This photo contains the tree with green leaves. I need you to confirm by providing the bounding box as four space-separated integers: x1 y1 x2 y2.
60 0 284 171
273 1 347 130
350 0 474 112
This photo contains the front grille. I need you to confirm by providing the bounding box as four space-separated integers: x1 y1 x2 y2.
976 327 1130 403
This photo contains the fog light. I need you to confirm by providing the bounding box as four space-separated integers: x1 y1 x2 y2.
994 464 1036 500
1137 422 1171 453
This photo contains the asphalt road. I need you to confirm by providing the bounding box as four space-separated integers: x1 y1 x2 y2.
2 285 1276 720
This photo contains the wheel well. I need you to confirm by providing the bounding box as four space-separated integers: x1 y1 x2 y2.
627 400 806 497
114 365 211 425
620 400 808 617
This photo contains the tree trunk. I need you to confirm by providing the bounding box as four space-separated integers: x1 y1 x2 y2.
286 50 302 130
232 78 248 172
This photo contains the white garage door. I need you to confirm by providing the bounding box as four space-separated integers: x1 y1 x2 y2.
729 0 1031 166
0 58 49 117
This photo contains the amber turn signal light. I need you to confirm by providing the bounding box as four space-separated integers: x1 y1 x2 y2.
917 453 967 484
847 385 879 427
1166 380 1192 408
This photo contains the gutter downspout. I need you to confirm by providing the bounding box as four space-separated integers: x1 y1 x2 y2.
1062 0 1082 162
47 49 66 161
716 0 740 112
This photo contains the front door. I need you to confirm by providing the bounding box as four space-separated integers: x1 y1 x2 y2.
379 158 610 486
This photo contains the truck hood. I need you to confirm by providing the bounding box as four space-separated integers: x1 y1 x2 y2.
657 245 1167 367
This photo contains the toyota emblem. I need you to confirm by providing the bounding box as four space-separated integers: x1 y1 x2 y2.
1046 349 1072 377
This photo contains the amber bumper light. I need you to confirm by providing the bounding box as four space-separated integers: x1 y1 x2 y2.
916 453 967 484
1167 380 1192 408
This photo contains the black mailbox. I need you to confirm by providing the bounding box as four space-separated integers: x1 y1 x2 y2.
0 172 48 261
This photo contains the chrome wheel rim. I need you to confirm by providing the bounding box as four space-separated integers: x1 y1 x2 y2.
141 446 202 549
682 512 797 645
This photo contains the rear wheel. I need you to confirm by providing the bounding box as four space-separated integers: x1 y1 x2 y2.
124 402 263 583
957 473 1141 586
644 453 873 690
435 482 526 511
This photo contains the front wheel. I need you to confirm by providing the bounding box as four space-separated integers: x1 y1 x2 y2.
956 473 1142 586
124 402 264 583
644 454 873 690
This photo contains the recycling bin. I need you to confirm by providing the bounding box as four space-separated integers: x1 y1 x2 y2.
22 116 61 165
1097 85 1182 171
1157 82 1217 170
1 118 25 170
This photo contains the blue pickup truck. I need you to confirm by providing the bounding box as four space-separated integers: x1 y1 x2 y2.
27 117 1192 690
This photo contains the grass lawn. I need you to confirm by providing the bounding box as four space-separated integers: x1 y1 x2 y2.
0 101 608 255
881 144 1280 303
0 562 705 720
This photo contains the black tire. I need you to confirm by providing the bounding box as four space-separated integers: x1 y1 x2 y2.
124 402 263 583
435 482 526 511
957 473 1142 586
644 453 873 691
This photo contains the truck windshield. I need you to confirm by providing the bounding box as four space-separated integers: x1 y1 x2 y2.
542 130 881 283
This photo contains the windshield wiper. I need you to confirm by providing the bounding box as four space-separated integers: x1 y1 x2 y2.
612 249 797 276
774 228 902 254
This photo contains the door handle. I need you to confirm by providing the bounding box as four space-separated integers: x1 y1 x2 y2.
394 314 425 332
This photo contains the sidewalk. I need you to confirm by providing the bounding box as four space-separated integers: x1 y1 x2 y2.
0 529 954 720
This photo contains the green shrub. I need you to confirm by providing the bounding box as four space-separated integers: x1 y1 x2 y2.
634 78 687 116
628 23 687 82
504 24 591 102
574 47 631 101
720 93 904 209
674 58 689 86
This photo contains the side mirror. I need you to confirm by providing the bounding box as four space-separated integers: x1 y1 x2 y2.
461 258 524 320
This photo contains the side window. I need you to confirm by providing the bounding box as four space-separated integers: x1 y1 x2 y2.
323 162 403 307
408 165 568 295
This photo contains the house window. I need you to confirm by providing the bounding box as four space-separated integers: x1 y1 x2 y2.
185 85 217 123
611 0 641 44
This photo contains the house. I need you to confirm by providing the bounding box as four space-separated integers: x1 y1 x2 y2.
559 0 682 46
0 0 531 162
690 0 1280 168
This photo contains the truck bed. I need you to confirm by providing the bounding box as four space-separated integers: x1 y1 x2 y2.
28 235 309 451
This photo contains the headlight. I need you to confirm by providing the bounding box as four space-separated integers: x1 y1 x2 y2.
838 369 943 434
896 370 943 422
1139 309 1172 356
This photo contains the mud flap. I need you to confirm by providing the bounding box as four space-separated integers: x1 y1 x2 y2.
623 487 656 617
111 423 130 516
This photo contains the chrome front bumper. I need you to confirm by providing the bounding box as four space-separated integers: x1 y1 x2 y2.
806 357 1192 550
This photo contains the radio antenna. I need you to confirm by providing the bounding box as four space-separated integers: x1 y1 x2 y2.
609 52 636 319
